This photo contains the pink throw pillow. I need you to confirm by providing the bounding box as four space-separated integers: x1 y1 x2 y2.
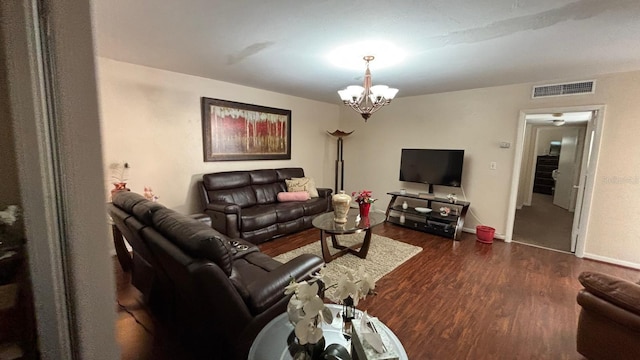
277 191 310 202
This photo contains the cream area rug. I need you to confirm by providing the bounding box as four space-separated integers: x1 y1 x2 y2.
274 233 422 302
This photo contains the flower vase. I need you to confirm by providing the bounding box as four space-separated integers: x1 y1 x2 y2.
359 202 371 218
332 190 350 223
111 182 130 199
294 337 326 360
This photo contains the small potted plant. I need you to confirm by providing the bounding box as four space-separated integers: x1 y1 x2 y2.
352 190 376 217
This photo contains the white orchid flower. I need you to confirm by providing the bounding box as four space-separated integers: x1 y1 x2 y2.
335 276 358 301
284 279 300 295
302 295 324 319
296 282 319 303
310 267 327 284
295 317 324 345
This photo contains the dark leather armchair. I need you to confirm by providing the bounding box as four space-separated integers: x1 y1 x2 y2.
109 192 324 359
576 271 640 360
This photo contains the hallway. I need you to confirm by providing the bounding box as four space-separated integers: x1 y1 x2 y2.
513 193 574 252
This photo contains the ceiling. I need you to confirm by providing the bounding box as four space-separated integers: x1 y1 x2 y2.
92 0 640 104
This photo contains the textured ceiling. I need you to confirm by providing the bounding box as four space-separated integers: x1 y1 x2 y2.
93 0 640 103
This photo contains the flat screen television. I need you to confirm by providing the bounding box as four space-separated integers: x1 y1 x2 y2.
399 149 464 190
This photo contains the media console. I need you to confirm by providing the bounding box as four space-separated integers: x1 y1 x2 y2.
385 191 470 240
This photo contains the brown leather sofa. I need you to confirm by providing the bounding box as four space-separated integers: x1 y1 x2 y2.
109 191 324 360
198 167 332 244
576 271 640 360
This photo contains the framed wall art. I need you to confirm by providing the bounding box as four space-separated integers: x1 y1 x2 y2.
201 97 291 161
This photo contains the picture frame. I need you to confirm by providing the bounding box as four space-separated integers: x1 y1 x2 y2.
201 97 291 161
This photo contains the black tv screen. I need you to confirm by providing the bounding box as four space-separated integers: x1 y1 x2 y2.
399 149 464 187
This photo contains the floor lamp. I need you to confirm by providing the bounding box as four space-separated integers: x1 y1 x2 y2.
327 130 354 193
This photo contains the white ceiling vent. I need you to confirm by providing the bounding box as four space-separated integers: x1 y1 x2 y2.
532 80 596 99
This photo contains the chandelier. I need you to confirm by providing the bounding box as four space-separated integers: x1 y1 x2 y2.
337 56 398 122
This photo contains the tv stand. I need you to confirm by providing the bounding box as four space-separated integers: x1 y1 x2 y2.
385 191 470 240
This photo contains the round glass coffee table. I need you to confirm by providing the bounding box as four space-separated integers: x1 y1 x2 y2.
248 304 407 360
312 209 386 263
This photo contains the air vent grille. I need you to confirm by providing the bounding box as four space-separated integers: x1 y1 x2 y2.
532 80 595 98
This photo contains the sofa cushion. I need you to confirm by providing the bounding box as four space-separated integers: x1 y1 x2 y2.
276 167 305 181
152 208 234 276
253 183 284 204
285 177 319 198
240 205 278 232
210 186 257 208
273 202 306 223
277 191 310 202
301 197 328 215
132 200 166 226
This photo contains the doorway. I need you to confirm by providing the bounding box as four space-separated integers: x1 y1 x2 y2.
506 106 604 257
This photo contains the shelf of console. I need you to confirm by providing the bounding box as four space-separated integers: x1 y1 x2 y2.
385 192 470 240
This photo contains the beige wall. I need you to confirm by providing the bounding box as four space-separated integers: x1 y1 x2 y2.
97 58 340 214
341 70 640 268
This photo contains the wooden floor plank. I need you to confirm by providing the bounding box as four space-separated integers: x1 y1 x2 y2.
115 223 640 359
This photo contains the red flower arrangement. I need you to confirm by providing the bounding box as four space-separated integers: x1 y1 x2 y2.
351 190 376 204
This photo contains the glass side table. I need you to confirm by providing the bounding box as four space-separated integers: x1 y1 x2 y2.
248 304 408 360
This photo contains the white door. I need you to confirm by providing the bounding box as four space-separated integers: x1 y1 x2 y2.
571 111 598 252
553 129 580 209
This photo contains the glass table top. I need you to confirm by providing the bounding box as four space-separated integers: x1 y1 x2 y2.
248 304 407 360
312 209 386 234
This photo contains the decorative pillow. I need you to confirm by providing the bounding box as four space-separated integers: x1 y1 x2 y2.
285 177 319 198
277 191 310 202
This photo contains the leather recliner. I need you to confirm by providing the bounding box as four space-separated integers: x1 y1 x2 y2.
109 191 324 360
576 271 640 360
198 167 332 244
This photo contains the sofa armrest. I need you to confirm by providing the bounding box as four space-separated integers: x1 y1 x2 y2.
206 201 241 214
579 271 640 316
577 290 640 331
245 254 324 314
317 188 332 198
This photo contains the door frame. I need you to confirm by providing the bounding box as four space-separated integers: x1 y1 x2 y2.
505 105 605 258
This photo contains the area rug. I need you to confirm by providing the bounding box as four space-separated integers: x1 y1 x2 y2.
274 233 422 302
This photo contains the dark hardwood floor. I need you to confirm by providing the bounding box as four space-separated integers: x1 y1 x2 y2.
115 223 640 359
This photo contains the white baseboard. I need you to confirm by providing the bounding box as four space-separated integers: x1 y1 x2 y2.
583 253 640 270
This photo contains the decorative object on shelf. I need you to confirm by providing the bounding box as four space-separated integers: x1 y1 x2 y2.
332 190 351 223
337 56 399 122
109 161 131 199
439 207 451 216
201 97 291 161
353 190 376 218
143 187 159 202
285 267 375 358
399 214 405 224
399 189 406 195
109 161 130 184
401 201 408 210
414 207 431 214
341 295 356 323
327 130 354 194
446 193 458 204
